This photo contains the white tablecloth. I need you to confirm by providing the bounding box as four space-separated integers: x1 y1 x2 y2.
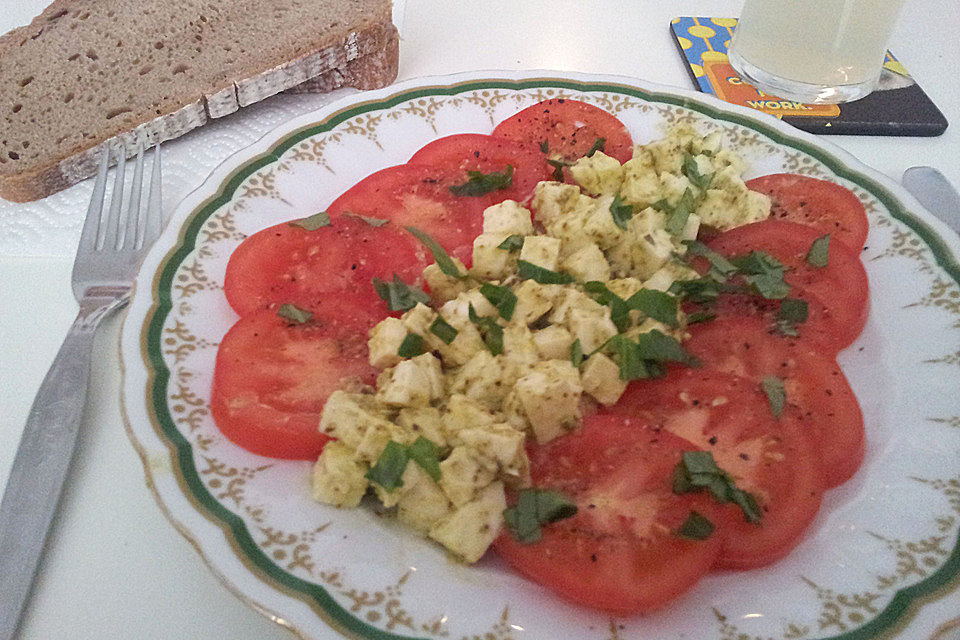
1 1 958 638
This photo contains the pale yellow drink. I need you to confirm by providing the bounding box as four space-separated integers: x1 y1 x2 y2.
729 0 906 103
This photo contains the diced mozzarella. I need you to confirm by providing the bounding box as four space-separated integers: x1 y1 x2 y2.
367 317 408 369
377 354 444 407
472 233 516 280
429 481 506 563
518 235 561 271
561 242 610 283
482 200 535 235
580 353 627 406
514 360 582 443
311 441 369 508
569 151 624 196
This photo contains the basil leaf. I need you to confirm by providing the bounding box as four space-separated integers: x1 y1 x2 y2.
406 226 466 279
583 281 631 332
365 441 409 492
776 298 808 336
277 304 313 324
609 195 636 230
634 330 700 367
517 260 574 284
665 188 696 236
429 315 459 344
449 165 514 197
546 158 569 182
731 251 786 277
673 451 762 524
398 333 428 358
539 140 549 154
344 211 389 227
682 153 713 190
806 233 831 268
669 278 735 304
685 241 738 280
761 375 786 418
675 511 715 540
372 275 431 311
731 490 763 525
503 488 578 543
289 211 331 230
687 310 717 325
605 335 650 380
585 137 606 157
497 234 525 252
570 338 584 367
407 437 442 481
479 282 518 321
468 304 504 355
627 289 680 328
744 272 791 300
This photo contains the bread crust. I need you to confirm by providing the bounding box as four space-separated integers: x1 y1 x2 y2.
0 10 398 202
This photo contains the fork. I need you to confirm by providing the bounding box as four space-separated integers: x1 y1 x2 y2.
0 142 163 640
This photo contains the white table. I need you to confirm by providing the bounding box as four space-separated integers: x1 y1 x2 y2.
1 1 958 638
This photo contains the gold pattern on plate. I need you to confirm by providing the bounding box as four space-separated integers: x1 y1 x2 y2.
905 276 960 326
202 203 246 245
169 368 208 433
163 319 216 364
928 416 960 429
259 524 331 574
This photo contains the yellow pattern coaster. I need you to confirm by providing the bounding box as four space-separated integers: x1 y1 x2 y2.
671 17 947 136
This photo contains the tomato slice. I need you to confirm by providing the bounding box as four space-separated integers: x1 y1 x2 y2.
494 414 722 614
223 213 429 318
407 133 552 190
686 316 865 488
706 219 870 350
210 307 377 459
609 369 824 570
746 174 869 251
492 98 634 165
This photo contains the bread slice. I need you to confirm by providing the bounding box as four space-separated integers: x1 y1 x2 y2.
0 0 399 202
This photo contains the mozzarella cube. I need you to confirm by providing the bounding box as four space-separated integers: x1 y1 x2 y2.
549 288 605 325
368 317 408 369
376 354 444 407
582 195 626 249
621 152 661 208
533 325 575 360
643 261 699 292
512 280 560 325
531 181 583 226
443 289 497 321
396 407 447 449
424 259 470 304
568 308 618 354
401 303 436 337
681 212 701 241
438 445 496 507
606 208 674 279
433 311 485 366
311 441 369 508
502 323 539 382
581 353 628 406
472 233 517 280
456 424 529 484
569 151 624 196
482 200 535 235
429 481 506 563
606 277 645 300
518 235 561 271
514 360 583 443
561 242 610 282
442 394 499 443
397 463 453 534
354 421 397 463
696 187 769 229
660 172 696 205
447 350 508 408
319 391 394 450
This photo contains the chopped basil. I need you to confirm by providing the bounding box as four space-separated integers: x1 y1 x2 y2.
429 315 459 344
731 250 786 277
583 281 631 332
289 211 331 230
603 335 650 380
665 188 696 236
609 195 636 230
682 153 713 190
539 140 549 154
365 441 409 492
407 436 442 481
570 338 584 367
761 375 786 418
546 158 569 182
634 330 700 367
277 303 313 324
398 333 428 358
479 282 517 321
344 211 389 227
806 233 831 268
685 241 738 281
448 165 514 197
406 226 466 280
687 310 717 325
672 451 762 524
627 289 680 328
675 511 715 540
744 272 791 300
776 298 808 336
468 304 504 355
669 277 736 304
517 260 574 284
372 274 431 311
585 137 606 157
503 488 578 543
497 234 525 252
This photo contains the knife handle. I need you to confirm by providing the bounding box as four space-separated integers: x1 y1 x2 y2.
0 299 111 640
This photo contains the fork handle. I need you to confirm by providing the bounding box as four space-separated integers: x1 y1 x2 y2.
0 295 121 640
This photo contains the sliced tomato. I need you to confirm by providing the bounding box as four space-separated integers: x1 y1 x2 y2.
210 307 377 459
407 133 552 190
609 369 824 570
494 414 722 614
706 219 869 350
492 98 634 166
746 174 869 251
223 212 429 318
686 316 865 487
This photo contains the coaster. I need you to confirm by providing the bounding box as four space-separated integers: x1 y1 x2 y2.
671 17 948 136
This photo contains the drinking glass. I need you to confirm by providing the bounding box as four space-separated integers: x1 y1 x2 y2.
728 0 907 104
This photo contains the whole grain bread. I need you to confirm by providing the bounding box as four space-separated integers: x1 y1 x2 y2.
0 0 399 202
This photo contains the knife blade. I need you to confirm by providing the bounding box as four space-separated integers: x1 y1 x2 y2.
902 166 960 238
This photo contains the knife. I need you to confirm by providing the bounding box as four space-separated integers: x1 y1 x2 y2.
902 166 960 237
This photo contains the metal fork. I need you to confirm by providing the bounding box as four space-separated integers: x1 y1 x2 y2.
0 142 163 640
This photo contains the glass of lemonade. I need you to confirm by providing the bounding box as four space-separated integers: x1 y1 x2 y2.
728 0 907 104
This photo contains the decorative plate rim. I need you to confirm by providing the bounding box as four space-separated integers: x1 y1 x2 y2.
120 69 960 640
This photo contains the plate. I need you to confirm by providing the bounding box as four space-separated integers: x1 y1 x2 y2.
120 71 960 640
